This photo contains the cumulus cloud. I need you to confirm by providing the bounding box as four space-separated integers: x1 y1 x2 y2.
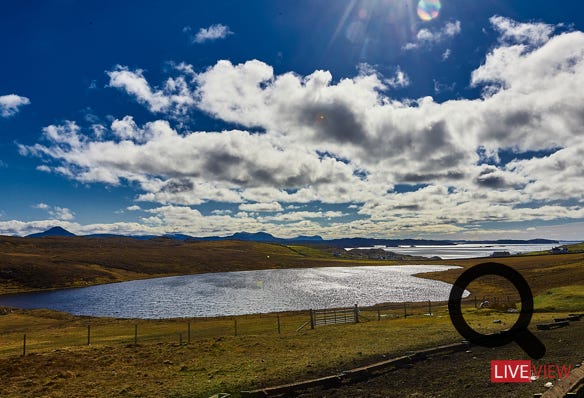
0 94 30 117
490 15 555 46
21 117 360 206
107 66 194 116
385 67 410 88
17 17 584 238
33 203 75 221
239 202 283 212
403 20 461 50
184 23 233 44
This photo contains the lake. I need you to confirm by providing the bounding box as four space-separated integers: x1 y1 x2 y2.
0 265 463 319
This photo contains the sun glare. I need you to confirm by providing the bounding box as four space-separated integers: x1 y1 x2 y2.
417 0 441 21
327 0 420 57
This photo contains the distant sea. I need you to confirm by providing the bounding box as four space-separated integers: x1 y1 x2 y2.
348 242 572 260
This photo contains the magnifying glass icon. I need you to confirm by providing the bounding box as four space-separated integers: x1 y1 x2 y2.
448 262 546 359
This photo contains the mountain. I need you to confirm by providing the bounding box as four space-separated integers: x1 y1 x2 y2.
230 231 279 242
26 226 76 238
289 235 324 241
162 233 195 241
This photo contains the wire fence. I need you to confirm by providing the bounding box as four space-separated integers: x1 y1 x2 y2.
0 295 519 358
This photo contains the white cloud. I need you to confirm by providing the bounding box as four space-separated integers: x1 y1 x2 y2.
211 209 232 216
51 207 75 221
107 66 194 116
442 49 451 60
107 66 169 112
403 20 461 50
21 118 359 206
0 94 30 117
385 67 410 88
239 202 283 212
260 210 347 222
443 21 462 37
490 15 555 46
185 24 233 44
32 203 75 221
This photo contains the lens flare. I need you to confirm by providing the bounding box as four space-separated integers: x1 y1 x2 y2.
417 0 441 21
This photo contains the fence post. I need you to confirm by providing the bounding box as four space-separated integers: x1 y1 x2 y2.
428 300 432 315
134 324 138 345
22 334 26 356
277 315 281 335
309 309 315 329
354 304 359 323
234 319 238 336
377 305 381 321
403 302 407 319
87 324 91 346
187 321 191 344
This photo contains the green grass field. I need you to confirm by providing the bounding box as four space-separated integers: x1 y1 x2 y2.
533 285 584 312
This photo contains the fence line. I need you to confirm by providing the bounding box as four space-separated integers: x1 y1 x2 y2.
0 295 519 358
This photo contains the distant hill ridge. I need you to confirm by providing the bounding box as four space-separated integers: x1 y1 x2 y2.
26 226 76 238
22 226 560 247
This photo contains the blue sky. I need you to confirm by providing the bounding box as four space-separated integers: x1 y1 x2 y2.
1 0 584 239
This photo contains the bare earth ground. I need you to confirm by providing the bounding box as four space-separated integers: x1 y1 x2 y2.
296 321 584 398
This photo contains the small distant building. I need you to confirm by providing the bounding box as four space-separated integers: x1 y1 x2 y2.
550 246 568 254
491 251 511 257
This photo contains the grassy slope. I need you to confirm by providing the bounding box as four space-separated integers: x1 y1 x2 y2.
416 252 584 297
0 236 359 294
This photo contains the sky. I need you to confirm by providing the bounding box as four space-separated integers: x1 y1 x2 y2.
1 0 584 240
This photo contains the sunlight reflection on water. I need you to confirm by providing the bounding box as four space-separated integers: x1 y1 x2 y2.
0 265 464 319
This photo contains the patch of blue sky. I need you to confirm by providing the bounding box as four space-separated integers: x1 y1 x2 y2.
476 147 563 166
391 183 430 193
